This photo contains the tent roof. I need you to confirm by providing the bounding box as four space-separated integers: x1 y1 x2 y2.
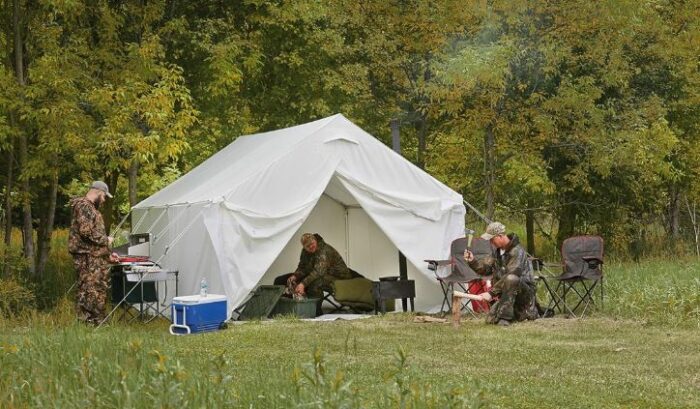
134 114 462 218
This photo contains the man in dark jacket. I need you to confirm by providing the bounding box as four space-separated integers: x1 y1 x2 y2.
464 221 538 326
68 181 116 325
287 233 356 298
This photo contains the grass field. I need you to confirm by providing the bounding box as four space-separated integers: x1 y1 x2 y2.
1 258 699 408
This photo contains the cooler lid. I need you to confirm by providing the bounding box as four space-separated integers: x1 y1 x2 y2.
173 294 227 305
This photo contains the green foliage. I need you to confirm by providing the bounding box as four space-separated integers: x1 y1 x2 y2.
2 0 700 277
0 277 35 316
291 347 358 408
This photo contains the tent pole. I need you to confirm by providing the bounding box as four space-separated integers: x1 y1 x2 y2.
344 207 350 265
391 118 409 296
464 200 491 224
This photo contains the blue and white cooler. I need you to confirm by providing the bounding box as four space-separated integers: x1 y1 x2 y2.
169 294 228 335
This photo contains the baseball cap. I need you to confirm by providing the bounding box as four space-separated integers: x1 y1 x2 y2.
90 181 113 198
300 233 315 246
480 221 506 240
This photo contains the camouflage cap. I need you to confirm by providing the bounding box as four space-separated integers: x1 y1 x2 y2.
480 221 506 240
300 233 316 246
90 181 113 198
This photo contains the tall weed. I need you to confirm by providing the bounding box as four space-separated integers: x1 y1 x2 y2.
604 259 700 328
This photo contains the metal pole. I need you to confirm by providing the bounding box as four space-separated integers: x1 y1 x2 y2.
391 119 409 310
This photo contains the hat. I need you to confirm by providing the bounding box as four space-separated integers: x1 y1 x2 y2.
480 222 506 240
90 181 113 198
300 233 316 246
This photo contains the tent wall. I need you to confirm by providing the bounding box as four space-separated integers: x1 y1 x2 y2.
132 194 451 316
131 205 224 309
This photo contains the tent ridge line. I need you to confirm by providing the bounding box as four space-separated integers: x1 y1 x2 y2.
133 199 213 211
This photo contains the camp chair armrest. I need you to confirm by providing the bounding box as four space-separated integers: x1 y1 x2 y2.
424 259 452 271
581 256 603 270
541 262 563 268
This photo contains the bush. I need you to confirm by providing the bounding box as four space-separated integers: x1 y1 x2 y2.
0 277 35 317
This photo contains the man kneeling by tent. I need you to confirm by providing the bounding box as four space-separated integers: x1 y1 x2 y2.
274 233 359 299
462 222 539 327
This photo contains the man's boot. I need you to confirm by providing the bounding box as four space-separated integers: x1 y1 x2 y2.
497 319 511 327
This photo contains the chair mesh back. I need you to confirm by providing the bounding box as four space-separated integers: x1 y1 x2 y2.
560 235 604 280
447 236 492 282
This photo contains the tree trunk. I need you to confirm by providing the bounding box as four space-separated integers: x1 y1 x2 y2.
416 116 426 170
35 172 58 278
3 145 13 278
13 0 35 276
128 159 139 209
18 134 34 275
103 172 119 235
484 123 496 220
684 196 699 258
667 184 680 239
525 205 535 256
13 0 24 84
556 202 576 247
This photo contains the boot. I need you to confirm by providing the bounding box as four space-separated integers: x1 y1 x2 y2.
497 319 511 327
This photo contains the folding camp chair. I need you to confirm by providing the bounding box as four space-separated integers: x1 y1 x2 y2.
425 237 493 317
547 235 605 317
530 258 570 318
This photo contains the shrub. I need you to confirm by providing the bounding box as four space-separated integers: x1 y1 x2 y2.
0 277 35 317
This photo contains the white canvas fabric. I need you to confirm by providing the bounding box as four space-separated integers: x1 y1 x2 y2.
132 114 466 315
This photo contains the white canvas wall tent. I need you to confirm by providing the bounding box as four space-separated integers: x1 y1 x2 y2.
132 114 467 316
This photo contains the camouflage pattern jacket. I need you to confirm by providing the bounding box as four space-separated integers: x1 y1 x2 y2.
294 235 354 287
68 197 110 257
468 234 535 288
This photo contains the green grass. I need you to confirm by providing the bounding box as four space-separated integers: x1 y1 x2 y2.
1 229 700 408
533 258 700 329
1 314 699 408
603 259 700 327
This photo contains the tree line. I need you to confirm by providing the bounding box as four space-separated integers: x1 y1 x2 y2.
1 0 699 279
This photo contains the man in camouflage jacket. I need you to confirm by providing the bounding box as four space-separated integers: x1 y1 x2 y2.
68 181 115 325
464 221 538 326
289 233 356 298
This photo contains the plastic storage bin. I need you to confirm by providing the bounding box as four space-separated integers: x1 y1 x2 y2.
270 297 319 318
170 294 227 335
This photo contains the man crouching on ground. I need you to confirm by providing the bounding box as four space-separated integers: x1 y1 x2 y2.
463 221 538 326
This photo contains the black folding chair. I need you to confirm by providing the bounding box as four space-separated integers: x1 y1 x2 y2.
547 235 605 317
425 237 493 317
